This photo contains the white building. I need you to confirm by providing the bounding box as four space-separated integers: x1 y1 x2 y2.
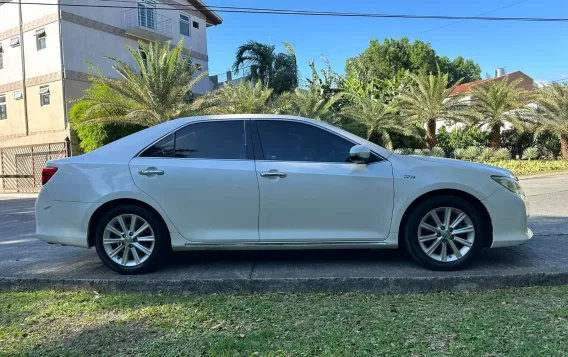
0 0 221 191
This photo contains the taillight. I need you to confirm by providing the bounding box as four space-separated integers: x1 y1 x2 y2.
41 167 58 185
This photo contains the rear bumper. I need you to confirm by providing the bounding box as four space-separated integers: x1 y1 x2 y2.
35 189 92 248
482 188 532 248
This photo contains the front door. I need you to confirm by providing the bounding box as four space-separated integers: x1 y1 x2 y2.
129 119 260 243
253 119 394 242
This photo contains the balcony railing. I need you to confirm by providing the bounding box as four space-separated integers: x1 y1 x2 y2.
124 8 173 41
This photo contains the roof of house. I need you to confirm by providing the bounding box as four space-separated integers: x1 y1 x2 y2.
451 71 532 96
187 0 223 26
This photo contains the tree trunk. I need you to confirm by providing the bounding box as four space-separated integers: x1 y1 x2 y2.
490 123 501 149
561 133 568 160
426 119 437 149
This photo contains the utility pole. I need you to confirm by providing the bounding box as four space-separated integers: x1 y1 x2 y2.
18 0 29 136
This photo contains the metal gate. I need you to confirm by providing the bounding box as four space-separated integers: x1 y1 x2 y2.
0 142 69 192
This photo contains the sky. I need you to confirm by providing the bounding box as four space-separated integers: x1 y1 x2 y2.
205 0 568 84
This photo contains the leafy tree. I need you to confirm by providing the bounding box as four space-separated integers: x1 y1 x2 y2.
75 39 210 127
306 57 344 109
206 81 275 115
69 88 143 152
468 77 531 149
345 37 480 85
233 41 298 95
437 56 482 86
341 88 416 149
397 72 468 149
274 88 342 122
531 83 568 159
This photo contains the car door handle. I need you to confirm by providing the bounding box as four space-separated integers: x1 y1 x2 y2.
260 172 287 178
138 168 164 176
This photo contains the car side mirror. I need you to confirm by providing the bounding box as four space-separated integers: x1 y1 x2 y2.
349 145 371 164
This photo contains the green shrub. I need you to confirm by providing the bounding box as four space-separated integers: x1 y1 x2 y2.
481 160 568 176
69 101 143 153
413 148 430 156
480 147 494 161
523 147 539 160
493 148 511 160
437 126 490 155
454 148 466 160
462 146 481 161
430 147 445 157
501 128 561 160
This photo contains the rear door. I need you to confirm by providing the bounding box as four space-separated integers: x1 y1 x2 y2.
253 119 394 242
129 119 260 243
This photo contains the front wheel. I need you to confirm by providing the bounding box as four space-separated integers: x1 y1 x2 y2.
403 196 484 271
94 205 170 274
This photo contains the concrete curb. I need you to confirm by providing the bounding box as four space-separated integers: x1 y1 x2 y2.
518 171 568 180
2 271 568 294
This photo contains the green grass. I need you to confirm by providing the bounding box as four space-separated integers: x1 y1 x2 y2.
477 160 568 177
1 286 568 356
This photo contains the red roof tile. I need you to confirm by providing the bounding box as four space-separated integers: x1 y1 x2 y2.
450 71 531 96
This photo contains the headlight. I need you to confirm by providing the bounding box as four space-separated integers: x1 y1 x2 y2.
491 175 522 194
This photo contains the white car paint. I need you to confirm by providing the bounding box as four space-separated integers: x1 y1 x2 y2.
36 114 532 255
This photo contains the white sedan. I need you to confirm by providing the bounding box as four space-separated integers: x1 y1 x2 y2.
36 115 532 274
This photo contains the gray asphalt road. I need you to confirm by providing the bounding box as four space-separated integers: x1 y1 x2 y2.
1 174 567 290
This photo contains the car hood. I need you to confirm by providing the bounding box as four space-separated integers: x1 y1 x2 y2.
408 155 514 177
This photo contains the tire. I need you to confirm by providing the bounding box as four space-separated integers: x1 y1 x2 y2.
403 196 484 271
94 204 170 274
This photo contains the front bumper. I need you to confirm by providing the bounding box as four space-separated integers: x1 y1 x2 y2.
482 188 532 248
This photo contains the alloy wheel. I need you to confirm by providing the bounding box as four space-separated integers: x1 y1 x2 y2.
417 207 475 263
102 214 155 267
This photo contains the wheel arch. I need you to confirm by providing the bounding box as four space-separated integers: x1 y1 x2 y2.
87 198 171 248
397 189 493 248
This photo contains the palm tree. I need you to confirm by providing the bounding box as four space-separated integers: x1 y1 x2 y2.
75 39 210 127
342 92 416 149
468 77 531 149
206 81 275 115
397 72 467 149
532 83 568 159
274 88 342 122
233 41 298 95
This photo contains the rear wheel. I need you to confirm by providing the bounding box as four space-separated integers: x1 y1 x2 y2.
94 205 170 274
403 196 484 270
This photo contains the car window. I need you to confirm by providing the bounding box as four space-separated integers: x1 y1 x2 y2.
255 120 355 163
140 120 246 159
140 134 175 158
175 120 246 159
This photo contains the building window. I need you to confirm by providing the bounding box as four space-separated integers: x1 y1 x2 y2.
36 29 46 50
0 44 3 69
13 91 23 100
39 86 50 106
195 63 202 71
192 21 199 29
180 13 190 36
0 95 6 120
138 0 156 30
9 37 19 47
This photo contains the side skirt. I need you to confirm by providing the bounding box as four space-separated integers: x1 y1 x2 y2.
172 240 399 251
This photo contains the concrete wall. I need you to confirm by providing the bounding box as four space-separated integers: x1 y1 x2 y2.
0 90 26 138
61 20 137 78
26 81 65 133
60 0 212 92
0 38 24 84
23 21 62 79
0 0 57 29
